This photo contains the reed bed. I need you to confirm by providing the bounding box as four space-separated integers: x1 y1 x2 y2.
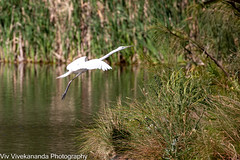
0 0 177 64
0 0 239 70
3 0 233 65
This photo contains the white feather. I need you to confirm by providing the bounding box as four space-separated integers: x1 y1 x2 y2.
56 71 72 79
82 59 112 71
67 56 87 71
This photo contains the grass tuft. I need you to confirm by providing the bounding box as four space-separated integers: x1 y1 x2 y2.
78 68 240 159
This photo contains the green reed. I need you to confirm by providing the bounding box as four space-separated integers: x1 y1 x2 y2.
0 0 200 64
0 0 239 67
0 0 157 63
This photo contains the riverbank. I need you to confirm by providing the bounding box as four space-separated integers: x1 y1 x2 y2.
78 66 240 159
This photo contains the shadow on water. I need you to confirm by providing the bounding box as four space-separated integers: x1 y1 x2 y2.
0 63 147 154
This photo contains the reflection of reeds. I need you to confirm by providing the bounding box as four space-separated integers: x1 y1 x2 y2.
0 63 144 122
0 63 145 154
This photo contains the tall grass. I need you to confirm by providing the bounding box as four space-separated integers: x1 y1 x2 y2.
2 0 225 64
194 95 240 159
0 0 55 62
78 68 240 159
0 0 238 68
150 1 240 75
0 0 176 64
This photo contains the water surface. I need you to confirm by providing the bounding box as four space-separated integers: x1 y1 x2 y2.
0 63 146 155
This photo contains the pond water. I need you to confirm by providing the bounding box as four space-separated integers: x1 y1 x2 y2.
0 63 147 155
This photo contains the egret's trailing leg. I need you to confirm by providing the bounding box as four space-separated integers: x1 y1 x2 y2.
61 71 85 100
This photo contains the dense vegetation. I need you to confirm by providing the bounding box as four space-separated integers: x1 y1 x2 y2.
79 68 240 159
0 0 161 63
74 0 239 159
1 1 238 71
1 0 240 159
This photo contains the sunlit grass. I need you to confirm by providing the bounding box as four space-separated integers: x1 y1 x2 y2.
78 68 240 159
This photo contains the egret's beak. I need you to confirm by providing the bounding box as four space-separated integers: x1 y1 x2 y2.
125 45 133 48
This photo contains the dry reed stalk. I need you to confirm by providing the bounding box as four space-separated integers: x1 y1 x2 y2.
18 32 24 62
80 0 91 58
46 0 74 62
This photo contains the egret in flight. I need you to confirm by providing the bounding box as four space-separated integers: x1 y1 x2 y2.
57 46 132 99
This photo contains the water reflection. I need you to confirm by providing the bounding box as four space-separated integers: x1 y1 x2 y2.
0 63 146 154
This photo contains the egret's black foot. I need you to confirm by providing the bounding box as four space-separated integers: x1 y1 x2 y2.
61 93 67 100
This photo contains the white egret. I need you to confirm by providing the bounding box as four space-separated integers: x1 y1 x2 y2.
57 46 132 99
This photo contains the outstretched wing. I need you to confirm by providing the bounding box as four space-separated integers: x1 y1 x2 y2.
67 56 88 71
83 59 112 71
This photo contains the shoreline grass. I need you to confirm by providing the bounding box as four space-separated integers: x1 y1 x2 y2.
77 68 240 159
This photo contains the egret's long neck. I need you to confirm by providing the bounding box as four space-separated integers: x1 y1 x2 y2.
99 48 121 61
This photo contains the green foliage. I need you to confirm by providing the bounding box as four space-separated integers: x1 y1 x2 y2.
196 1 240 73
150 1 240 75
0 0 239 67
1 0 221 65
0 0 55 62
78 67 240 159
0 0 166 63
